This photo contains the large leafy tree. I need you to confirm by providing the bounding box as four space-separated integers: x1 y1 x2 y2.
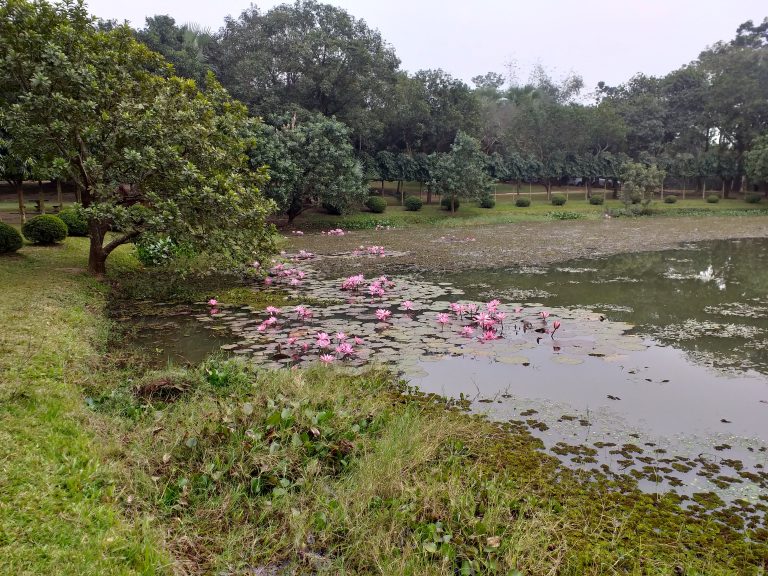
431 131 492 213
0 0 275 274
745 134 768 195
212 0 399 145
248 113 366 222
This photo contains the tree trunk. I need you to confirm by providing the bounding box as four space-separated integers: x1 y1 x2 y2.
380 179 385 195
88 221 107 275
451 196 455 214
398 180 404 206
56 179 63 210
16 181 26 224
426 185 432 205
612 179 619 200
544 180 552 199
585 179 592 199
38 180 45 214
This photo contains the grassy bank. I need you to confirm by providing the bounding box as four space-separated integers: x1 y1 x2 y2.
0 239 166 575
2 237 767 574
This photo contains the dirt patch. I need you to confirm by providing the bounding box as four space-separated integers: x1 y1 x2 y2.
288 216 768 277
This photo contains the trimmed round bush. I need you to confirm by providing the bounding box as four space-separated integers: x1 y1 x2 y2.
551 194 567 206
706 194 720 204
440 196 460 211
630 194 642 204
515 196 531 207
22 214 68 245
478 195 496 209
58 208 88 236
0 222 23 254
404 196 423 211
365 196 387 213
663 195 678 204
588 196 604 205
745 193 762 204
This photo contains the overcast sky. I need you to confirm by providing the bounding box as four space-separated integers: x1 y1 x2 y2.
87 0 766 91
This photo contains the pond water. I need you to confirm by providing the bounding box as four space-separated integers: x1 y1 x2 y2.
123 238 768 519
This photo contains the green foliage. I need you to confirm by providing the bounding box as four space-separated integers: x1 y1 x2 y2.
706 194 720 203
551 194 567 206
249 114 366 221
365 196 388 213
440 197 460 211
57 207 88 236
746 134 768 184
0 2 275 273
621 162 666 208
431 132 492 212
404 196 423 211
548 211 583 220
0 222 23 253
515 197 531 207
134 235 195 266
588 195 604 205
478 195 496 208
22 215 68 245
745 193 762 203
664 195 678 204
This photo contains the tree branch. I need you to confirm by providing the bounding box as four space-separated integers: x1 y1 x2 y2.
103 230 140 255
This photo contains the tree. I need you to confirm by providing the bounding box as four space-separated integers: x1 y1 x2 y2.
620 162 665 209
0 0 275 274
745 134 768 195
431 132 492 213
135 15 214 83
248 113 366 222
212 0 399 146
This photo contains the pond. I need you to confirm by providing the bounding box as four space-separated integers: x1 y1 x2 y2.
124 238 768 520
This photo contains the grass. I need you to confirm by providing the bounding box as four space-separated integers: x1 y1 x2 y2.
2 234 767 574
289 182 767 231
0 237 167 575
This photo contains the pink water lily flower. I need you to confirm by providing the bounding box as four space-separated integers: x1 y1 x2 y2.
486 299 501 312
401 300 414 311
319 354 335 364
539 311 550 319
514 307 523 315
265 306 282 316
494 312 507 324
287 337 298 346
207 298 218 306
335 343 355 357
474 311 495 329
263 316 278 326
353 336 364 346
460 326 475 338
450 302 465 317
336 332 347 341
375 309 391 322
264 277 273 286
436 313 451 328
480 330 499 342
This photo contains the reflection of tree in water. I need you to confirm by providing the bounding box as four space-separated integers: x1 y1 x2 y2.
443 239 768 375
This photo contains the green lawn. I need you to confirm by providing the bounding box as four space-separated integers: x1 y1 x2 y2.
291 181 766 231
0 237 166 576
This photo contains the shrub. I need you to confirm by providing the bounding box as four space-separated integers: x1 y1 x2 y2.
135 235 195 266
58 207 88 236
22 214 68 244
630 194 642 204
515 197 531 207
404 196 423 211
365 196 387 213
548 211 583 220
588 196 604 205
440 196 460 211
745 193 762 204
478 195 496 209
664 195 678 204
322 203 343 215
551 194 567 206
706 194 720 204
0 222 23 254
